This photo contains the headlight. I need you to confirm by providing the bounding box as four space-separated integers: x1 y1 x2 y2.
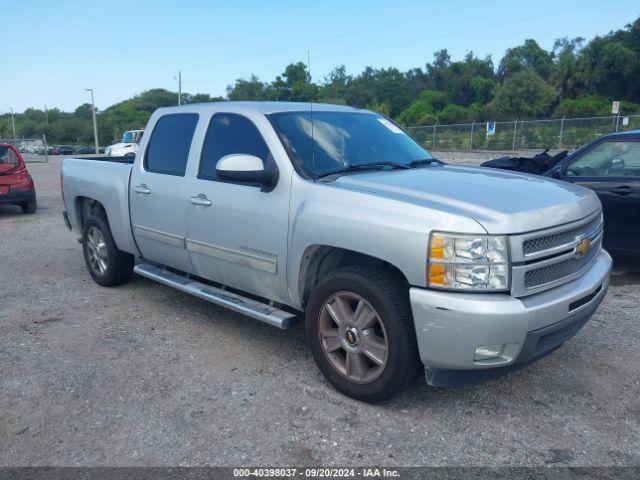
428 232 510 291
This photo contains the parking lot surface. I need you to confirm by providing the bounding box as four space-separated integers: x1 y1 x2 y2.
1 157 639 466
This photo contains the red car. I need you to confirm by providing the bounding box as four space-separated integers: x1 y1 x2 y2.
0 144 37 214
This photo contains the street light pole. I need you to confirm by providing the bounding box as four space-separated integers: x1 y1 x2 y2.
85 89 99 154
9 107 16 139
178 70 182 106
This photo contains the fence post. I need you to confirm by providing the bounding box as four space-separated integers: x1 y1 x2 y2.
432 123 437 150
512 120 518 151
558 116 566 149
42 134 49 163
469 121 475 150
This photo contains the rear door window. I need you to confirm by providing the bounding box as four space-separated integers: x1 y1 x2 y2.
145 114 199 176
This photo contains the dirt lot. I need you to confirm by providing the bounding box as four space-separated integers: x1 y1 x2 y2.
1 156 639 467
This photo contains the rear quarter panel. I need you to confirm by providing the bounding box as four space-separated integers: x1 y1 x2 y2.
62 158 139 255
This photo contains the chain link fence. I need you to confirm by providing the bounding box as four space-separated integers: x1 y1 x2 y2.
0 136 50 163
405 115 640 152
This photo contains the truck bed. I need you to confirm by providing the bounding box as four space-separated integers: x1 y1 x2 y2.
72 156 135 164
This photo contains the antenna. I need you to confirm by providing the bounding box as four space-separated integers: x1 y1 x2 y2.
308 49 316 176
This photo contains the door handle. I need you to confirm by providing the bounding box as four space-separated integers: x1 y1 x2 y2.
609 186 633 196
134 184 151 194
189 194 212 207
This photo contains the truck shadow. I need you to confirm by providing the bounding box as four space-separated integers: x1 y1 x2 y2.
610 252 640 286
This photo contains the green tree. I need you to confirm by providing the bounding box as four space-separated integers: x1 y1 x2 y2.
344 67 411 116
551 37 586 100
490 70 556 119
582 41 640 101
269 62 317 102
319 65 351 104
227 75 269 100
396 90 447 125
74 103 95 120
498 39 554 81
553 94 610 117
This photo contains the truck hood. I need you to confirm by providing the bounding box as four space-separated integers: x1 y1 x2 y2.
107 142 133 149
333 165 601 234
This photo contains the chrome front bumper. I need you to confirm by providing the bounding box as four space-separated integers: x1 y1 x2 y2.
410 249 612 382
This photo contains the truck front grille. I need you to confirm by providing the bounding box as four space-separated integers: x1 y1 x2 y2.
510 212 603 297
522 214 601 257
524 236 601 288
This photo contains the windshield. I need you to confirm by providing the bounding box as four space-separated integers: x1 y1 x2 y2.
121 131 139 143
268 111 432 178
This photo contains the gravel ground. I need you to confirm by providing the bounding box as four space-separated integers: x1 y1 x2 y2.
1 156 639 467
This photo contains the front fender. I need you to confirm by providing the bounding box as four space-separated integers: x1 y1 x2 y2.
286 179 485 308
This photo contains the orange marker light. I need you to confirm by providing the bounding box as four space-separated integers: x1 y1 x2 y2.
430 235 446 260
428 264 446 286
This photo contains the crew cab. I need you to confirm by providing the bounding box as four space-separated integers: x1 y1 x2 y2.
61 102 611 402
0 144 37 214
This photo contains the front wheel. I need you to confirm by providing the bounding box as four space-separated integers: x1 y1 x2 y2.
82 215 133 287
305 266 422 402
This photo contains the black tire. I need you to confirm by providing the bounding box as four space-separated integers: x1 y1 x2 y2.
21 195 37 214
82 215 134 287
305 265 422 403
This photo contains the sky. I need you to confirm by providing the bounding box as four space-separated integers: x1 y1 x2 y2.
2 0 639 112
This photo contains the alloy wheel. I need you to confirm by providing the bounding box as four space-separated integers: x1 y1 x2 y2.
317 291 389 384
86 226 108 276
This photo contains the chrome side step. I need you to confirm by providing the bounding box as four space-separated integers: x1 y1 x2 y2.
133 263 299 329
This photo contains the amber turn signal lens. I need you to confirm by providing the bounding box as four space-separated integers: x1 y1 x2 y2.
428 263 446 286
430 235 446 260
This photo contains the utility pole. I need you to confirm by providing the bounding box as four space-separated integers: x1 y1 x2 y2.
9 107 16 139
85 89 99 154
44 105 49 125
177 70 182 106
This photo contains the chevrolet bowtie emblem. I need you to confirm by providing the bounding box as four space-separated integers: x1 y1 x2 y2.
575 238 592 256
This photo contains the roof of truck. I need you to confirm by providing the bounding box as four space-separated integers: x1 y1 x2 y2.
159 101 360 115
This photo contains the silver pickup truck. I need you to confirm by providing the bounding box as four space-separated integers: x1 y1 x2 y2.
61 102 612 402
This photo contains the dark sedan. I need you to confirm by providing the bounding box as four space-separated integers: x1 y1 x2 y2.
545 131 640 254
73 146 97 154
53 145 75 155
484 131 640 254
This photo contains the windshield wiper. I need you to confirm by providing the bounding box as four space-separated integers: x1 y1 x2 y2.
408 158 439 168
315 161 410 180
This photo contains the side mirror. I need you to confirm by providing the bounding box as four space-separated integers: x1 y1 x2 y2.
548 165 564 179
215 154 278 191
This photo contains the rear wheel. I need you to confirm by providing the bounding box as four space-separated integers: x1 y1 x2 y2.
20 195 37 214
82 215 133 287
306 265 422 402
